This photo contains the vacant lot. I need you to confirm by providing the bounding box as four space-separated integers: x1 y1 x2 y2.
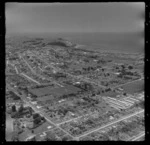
101 91 119 98
134 64 144 72
121 79 144 94
28 84 81 97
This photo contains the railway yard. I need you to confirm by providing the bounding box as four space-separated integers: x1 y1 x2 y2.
6 37 145 141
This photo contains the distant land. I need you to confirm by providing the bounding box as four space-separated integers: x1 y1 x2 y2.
6 32 144 54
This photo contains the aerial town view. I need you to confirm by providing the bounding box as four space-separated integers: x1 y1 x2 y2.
6 3 145 141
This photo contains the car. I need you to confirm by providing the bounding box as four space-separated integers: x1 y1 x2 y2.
31 101 37 104
47 126 52 129
37 106 42 109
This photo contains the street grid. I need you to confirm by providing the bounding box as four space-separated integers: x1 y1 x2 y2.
6 49 144 141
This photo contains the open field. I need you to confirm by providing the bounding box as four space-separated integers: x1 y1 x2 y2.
28 84 81 98
120 79 144 95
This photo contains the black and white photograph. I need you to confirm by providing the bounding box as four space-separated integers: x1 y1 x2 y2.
5 2 145 141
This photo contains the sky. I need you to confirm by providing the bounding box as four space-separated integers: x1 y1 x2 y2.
6 2 145 34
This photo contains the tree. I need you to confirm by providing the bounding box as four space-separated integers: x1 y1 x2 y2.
120 126 129 133
105 88 111 92
121 65 125 69
128 65 133 70
123 92 127 96
117 74 122 78
41 117 46 122
18 104 24 113
33 113 40 119
96 90 101 95
33 117 41 125
12 105 16 112
28 107 33 115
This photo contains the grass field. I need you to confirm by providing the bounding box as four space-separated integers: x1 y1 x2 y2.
28 84 81 97
101 91 119 98
121 79 144 94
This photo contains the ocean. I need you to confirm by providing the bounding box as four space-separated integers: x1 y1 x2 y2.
9 32 144 54
43 32 144 54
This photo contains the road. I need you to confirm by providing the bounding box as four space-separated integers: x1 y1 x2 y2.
131 132 145 141
10 62 41 85
57 112 94 126
21 55 36 74
113 77 144 89
14 66 19 74
20 54 46 78
77 109 144 139
20 73 41 85
20 54 64 87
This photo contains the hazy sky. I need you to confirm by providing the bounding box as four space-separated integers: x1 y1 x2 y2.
6 2 144 34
